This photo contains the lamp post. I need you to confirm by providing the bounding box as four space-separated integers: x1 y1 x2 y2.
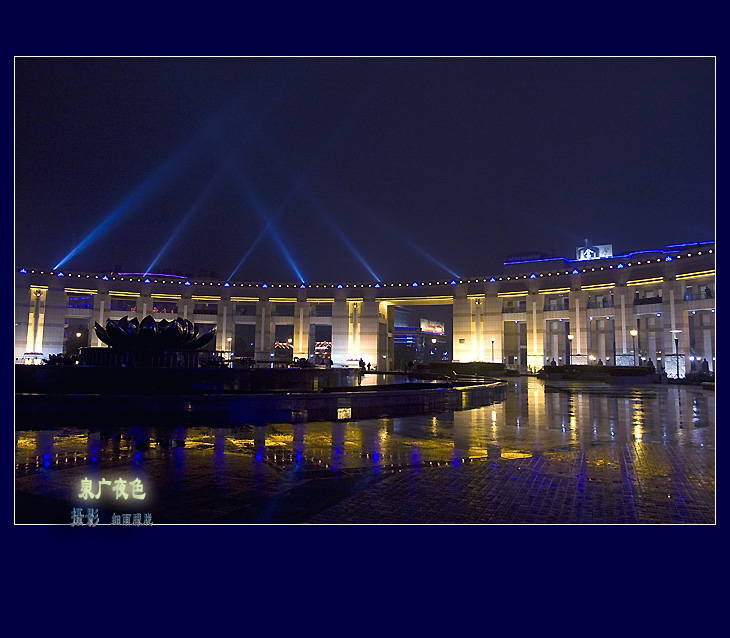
670 329 682 379
491 337 495 363
630 329 638 366
567 334 574 366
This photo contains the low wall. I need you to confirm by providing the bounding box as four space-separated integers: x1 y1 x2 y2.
538 365 659 383
15 364 359 395
15 380 507 427
415 361 508 376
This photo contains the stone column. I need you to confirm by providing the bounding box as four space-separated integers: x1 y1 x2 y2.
376 301 393 371
331 299 350 366
293 301 310 360
42 286 66 357
95 292 108 347
482 293 503 363
358 300 380 370
255 300 274 362
474 298 483 361
216 302 228 351
570 290 588 360
452 294 471 362
702 322 714 371
139 292 150 318
666 283 690 377
597 327 606 362
619 289 628 354
526 293 544 371
677 308 691 376
24 287 47 354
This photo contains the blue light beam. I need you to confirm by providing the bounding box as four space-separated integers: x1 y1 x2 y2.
144 157 233 276
228 165 305 283
348 197 461 279
53 117 225 271
304 193 381 281
227 84 378 281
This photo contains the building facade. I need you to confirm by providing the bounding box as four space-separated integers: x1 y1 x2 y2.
15 241 715 377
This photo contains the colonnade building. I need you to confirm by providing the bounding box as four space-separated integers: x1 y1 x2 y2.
15 241 715 377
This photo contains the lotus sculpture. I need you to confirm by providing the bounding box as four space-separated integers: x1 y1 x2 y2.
94 315 217 352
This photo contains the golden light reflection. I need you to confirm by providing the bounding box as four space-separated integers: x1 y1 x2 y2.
501 449 532 459
632 399 644 441
227 437 254 449
532 390 540 426
16 436 37 450
588 458 618 468
263 433 293 447
344 425 362 450
465 448 489 458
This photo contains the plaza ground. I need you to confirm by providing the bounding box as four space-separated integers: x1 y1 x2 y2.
15 378 715 525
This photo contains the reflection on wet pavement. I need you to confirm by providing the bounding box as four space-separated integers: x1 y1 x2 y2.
15 378 715 524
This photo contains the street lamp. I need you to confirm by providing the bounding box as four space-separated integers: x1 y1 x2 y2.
491 337 495 362
567 334 574 366
670 329 682 379
630 329 638 366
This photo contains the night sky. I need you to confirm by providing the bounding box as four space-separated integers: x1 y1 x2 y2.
15 57 715 283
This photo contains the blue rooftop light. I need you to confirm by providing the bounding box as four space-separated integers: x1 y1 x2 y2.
666 240 715 248
617 263 624 269
450 280 457 285
337 284 343 289
102 275 109 280
374 283 380 288
530 273 537 279
19 268 26 274
665 256 673 262
412 282 418 287
57 272 64 277
184 280 191 286
223 282 230 287
262 283 268 288
300 284 306 289
572 269 579 275
144 278 151 284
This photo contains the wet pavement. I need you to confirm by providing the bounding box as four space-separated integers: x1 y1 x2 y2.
15 378 715 524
